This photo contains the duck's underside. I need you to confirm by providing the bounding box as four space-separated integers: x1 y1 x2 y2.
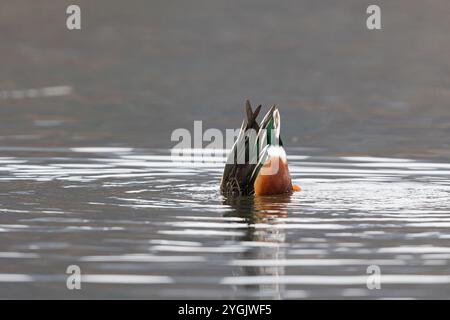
220 100 296 197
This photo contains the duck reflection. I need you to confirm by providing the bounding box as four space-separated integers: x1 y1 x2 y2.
223 194 292 299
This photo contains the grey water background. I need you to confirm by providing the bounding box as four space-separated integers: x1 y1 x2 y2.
1 0 450 299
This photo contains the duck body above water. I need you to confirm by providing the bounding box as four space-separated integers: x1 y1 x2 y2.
220 100 300 197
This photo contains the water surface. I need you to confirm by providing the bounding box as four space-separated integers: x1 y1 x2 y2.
2 0 450 299
1 147 449 299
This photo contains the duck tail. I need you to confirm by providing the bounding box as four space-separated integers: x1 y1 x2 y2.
220 100 262 195
220 101 284 196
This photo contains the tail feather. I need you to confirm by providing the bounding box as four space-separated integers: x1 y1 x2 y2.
220 101 283 196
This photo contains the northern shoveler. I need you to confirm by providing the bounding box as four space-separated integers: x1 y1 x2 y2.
220 100 301 196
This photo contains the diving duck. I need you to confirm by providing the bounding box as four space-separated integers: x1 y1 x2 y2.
220 100 301 196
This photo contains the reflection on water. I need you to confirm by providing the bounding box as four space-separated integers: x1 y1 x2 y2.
224 195 291 299
1 147 450 299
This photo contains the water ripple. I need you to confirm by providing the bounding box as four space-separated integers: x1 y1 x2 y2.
1 148 450 298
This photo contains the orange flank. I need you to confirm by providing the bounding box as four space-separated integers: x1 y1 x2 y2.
219 102 302 197
254 154 294 196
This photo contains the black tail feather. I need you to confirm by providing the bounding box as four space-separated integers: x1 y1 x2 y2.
245 100 261 130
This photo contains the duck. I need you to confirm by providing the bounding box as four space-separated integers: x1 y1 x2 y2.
220 100 301 196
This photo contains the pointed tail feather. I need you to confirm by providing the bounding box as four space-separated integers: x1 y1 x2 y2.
220 101 283 196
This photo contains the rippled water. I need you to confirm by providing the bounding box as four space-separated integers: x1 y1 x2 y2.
1 147 450 299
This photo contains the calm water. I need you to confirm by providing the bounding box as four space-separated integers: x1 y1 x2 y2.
2 0 450 299
1 147 449 299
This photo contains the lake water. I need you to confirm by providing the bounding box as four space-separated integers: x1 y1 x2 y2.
1 147 449 299
1 0 450 299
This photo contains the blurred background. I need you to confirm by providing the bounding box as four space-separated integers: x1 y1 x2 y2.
1 0 450 159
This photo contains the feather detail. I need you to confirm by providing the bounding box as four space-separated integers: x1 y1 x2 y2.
220 101 285 196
